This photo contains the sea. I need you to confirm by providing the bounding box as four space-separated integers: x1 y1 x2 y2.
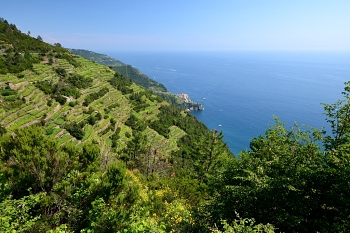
107 51 350 155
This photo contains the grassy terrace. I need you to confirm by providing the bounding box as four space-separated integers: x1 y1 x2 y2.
0 73 17 82
20 83 36 97
0 50 188 167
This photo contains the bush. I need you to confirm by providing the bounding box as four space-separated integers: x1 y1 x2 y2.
65 122 84 140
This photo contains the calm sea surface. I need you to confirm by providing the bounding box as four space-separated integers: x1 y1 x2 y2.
107 51 350 155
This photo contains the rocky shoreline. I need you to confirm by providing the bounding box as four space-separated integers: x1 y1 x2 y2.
175 93 204 112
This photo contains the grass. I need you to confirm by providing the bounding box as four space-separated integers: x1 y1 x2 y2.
58 134 73 146
82 124 94 141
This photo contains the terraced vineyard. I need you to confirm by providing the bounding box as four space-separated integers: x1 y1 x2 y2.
0 50 199 166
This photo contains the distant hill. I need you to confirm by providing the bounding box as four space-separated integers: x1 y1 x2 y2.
68 49 125 66
70 48 204 111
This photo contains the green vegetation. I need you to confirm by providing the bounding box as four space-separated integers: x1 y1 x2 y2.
0 18 66 74
0 18 349 233
70 49 204 111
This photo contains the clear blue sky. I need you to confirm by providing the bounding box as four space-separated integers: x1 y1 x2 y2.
1 0 350 52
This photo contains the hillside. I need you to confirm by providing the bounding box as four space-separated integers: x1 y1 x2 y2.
0 18 235 232
1 18 350 233
0 19 216 161
69 49 204 111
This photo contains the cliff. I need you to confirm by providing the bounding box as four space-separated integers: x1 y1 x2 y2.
176 92 204 111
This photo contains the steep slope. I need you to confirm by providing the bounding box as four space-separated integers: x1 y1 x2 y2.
70 49 204 111
0 20 222 169
69 49 166 92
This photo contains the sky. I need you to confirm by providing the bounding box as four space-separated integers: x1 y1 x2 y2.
1 0 350 52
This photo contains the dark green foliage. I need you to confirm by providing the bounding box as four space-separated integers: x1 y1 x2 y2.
108 72 133 94
110 117 116 125
61 86 80 99
0 52 39 74
110 127 121 148
149 105 209 144
55 67 67 77
114 64 167 92
0 89 25 110
87 115 96 125
0 126 78 196
67 74 93 88
36 77 82 105
87 111 102 126
35 80 53 95
129 91 152 112
55 52 80 67
205 116 350 232
0 19 67 74
121 130 147 170
125 114 138 128
53 94 67 105
64 121 84 140
48 57 53 64
0 126 110 232
69 101 78 107
106 160 126 192
96 112 102 121
36 73 94 106
322 81 350 151
0 87 17 96
83 87 109 106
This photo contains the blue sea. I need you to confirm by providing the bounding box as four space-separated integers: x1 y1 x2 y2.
107 51 350 155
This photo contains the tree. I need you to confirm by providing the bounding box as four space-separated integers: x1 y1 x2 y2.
65 121 84 140
205 113 350 232
206 118 335 232
0 126 82 196
54 42 62 47
37 35 43 41
322 81 350 150
193 130 229 182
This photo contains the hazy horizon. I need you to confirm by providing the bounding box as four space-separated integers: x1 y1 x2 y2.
2 1 350 52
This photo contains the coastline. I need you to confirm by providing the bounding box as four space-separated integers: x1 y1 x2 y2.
175 92 204 112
